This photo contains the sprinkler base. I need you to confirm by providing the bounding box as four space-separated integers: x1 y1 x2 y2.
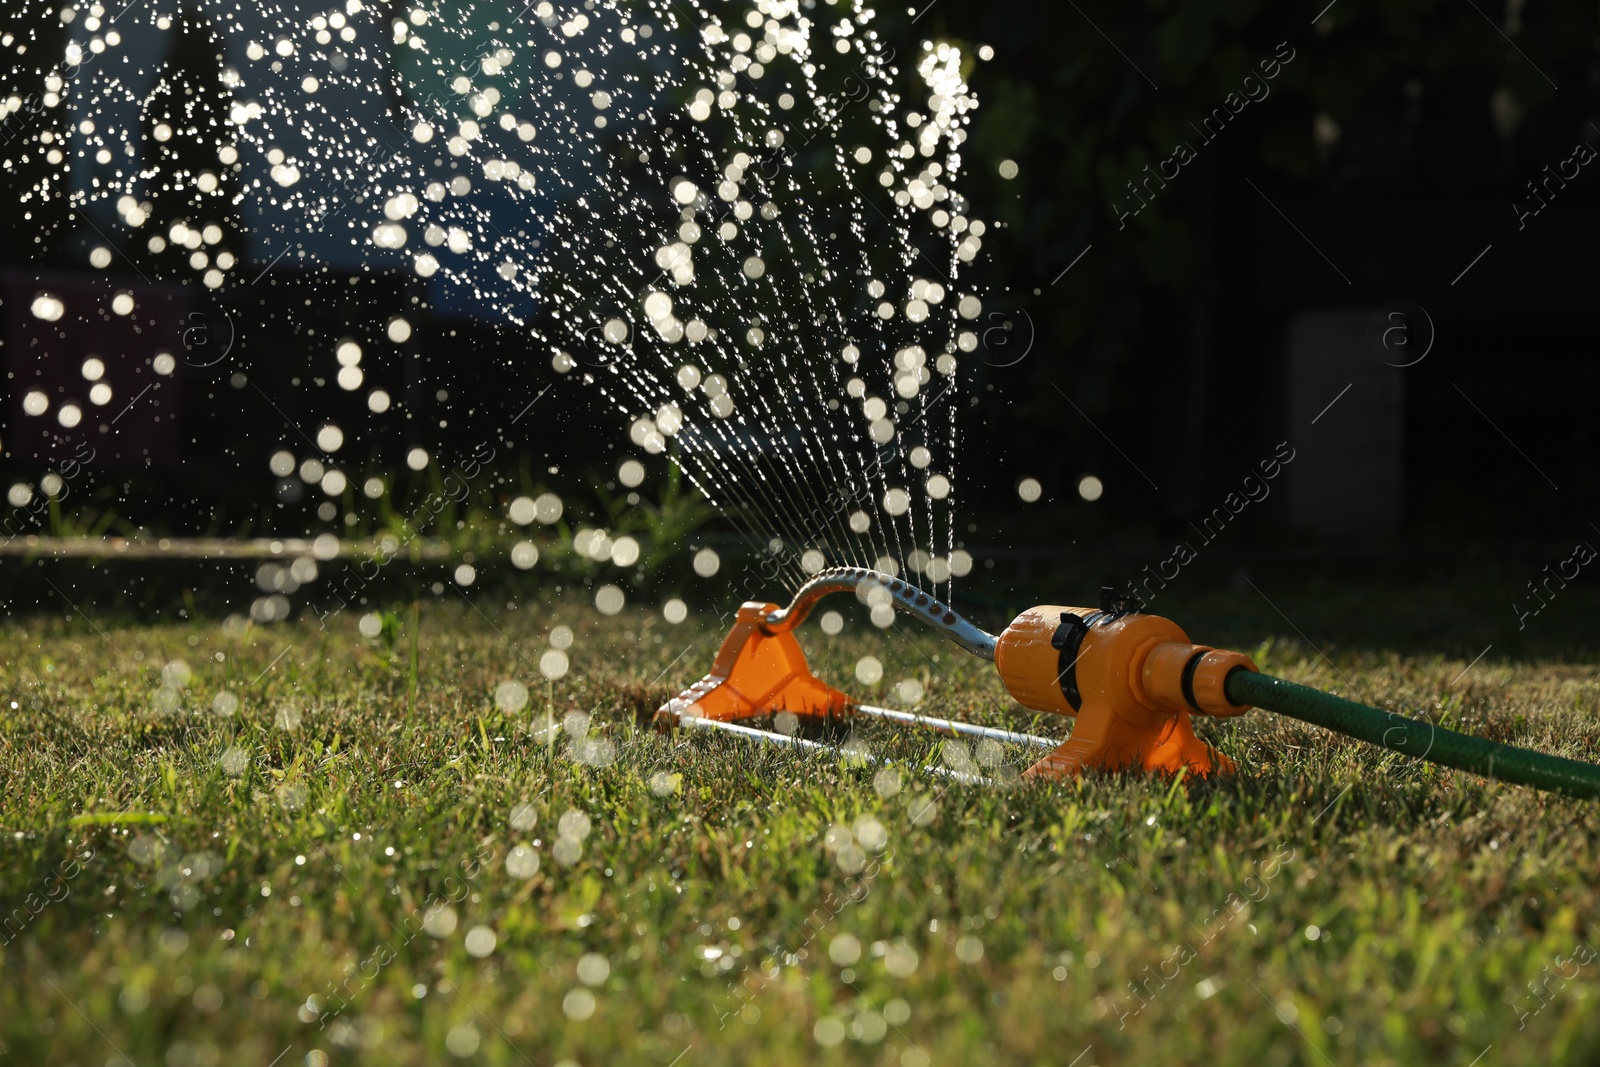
1021 709 1233 780
654 601 851 725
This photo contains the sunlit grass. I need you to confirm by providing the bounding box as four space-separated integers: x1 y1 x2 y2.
3 597 1599 1066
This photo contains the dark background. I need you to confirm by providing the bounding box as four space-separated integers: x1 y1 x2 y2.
2 0 1596 571
926 0 1598 555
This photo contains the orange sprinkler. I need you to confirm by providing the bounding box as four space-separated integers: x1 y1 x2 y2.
657 567 1600 797
656 567 1254 781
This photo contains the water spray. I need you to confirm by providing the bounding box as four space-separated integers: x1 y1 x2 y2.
657 568 1600 798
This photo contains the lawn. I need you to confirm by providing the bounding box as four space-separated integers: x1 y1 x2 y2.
3 581 1600 1067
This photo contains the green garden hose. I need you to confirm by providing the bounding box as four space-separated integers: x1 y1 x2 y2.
1225 669 1600 800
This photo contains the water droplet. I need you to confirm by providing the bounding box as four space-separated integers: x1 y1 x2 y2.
495 681 529 712
577 953 610 986
464 926 497 957
562 987 596 1020
315 425 343 452
540 650 569 680
506 845 540 879
423 905 457 938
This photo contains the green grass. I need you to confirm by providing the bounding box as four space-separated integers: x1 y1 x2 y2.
3 591 1600 1067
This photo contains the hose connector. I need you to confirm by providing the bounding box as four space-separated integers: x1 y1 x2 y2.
1142 643 1257 717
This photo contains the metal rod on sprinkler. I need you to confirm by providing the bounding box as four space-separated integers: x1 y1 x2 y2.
677 714 993 784
851 704 1057 750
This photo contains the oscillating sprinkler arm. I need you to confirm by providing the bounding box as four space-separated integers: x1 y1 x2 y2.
760 566 999 659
